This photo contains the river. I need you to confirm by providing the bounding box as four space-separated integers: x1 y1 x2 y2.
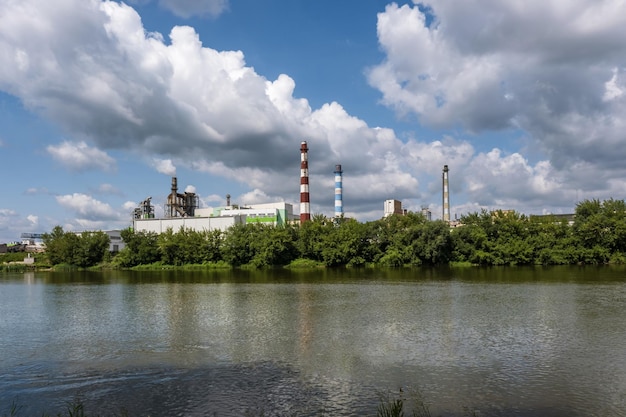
1 266 625 416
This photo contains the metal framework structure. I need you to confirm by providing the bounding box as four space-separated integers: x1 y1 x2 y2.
165 177 198 218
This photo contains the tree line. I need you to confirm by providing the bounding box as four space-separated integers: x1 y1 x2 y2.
42 198 626 268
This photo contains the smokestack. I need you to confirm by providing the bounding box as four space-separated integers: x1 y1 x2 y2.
442 165 450 223
226 194 231 207
300 141 311 223
334 164 343 218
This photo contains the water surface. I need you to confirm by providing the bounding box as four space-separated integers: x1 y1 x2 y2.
1 266 625 416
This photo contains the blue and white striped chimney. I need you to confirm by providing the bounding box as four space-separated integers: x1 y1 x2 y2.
334 164 343 218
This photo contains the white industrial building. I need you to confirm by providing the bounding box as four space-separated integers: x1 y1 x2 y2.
383 199 404 217
134 215 245 234
105 230 126 252
132 177 298 235
133 201 298 235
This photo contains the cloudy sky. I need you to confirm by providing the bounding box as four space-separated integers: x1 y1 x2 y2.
1 0 625 242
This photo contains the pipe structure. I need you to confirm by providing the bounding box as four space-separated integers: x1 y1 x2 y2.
166 176 198 217
167 177 179 218
442 165 450 223
334 164 343 218
300 141 311 223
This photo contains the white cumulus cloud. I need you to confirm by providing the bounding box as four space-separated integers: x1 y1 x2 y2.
368 0 626 167
152 158 176 176
47 141 116 172
56 193 120 220
2 0 625 222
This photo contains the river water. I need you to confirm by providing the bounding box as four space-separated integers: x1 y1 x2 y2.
1 266 625 416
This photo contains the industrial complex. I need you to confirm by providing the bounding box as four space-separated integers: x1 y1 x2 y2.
132 141 317 234
131 140 447 236
5 141 450 250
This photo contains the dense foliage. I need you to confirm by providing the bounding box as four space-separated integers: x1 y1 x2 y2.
42 226 110 268
41 199 626 268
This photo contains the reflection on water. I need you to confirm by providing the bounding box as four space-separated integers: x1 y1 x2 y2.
1 266 625 416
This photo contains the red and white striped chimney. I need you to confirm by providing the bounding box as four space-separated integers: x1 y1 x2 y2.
300 141 311 223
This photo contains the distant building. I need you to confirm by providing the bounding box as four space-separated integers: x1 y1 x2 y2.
105 230 125 252
20 233 45 252
74 230 126 253
384 199 403 217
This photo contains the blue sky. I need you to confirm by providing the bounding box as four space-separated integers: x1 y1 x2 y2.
1 0 625 242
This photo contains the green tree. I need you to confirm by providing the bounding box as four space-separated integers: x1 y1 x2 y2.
526 215 573 265
297 214 332 261
42 227 110 267
250 224 298 267
575 199 626 249
409 220 453 265
451 222 492 264
116 228 160 267
320 218 370 267
375 212 452 266
156 227 209 265
222 223 258 266
197 229 224 263
42 226 72 265
572 198 626 263
42 226 75 265
453 210 534 265
157 228 178 265
73 231 110 267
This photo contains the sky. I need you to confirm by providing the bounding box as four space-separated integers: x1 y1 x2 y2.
1 0 625 242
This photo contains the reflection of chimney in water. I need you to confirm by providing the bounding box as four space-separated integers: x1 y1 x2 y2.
300 141 310 223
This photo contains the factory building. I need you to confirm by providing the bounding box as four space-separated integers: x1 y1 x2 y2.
105 230 126 252
133 214 246 235
166 176 198 218
132 141 328 234
132 177 298 235
203 202 296 225
421 206 432 221
384 199 404 217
